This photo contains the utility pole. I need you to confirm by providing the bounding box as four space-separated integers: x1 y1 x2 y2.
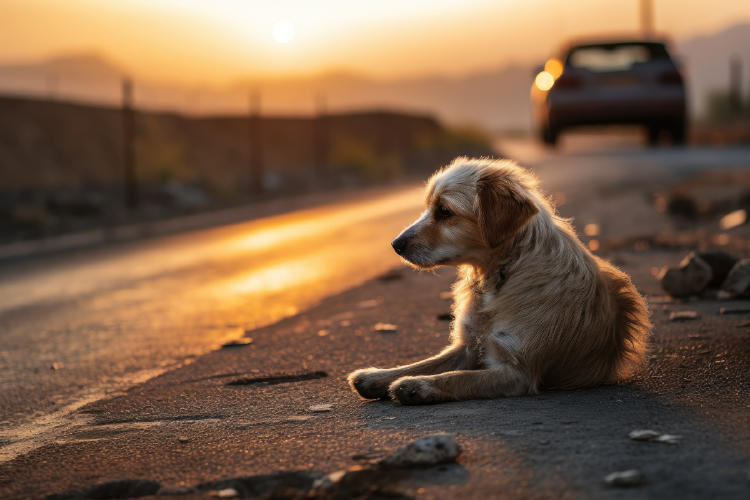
640 0 654 38
248 90 263 194
729 56 742 113
121 78 137 209
313 93 328 175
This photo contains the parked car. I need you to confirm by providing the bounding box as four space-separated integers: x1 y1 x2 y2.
531 38 687 146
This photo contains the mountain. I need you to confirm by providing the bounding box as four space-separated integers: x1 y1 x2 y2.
677 22 750 117
1 22 748 130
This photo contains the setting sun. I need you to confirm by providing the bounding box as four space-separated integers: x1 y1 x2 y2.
272 20 295 44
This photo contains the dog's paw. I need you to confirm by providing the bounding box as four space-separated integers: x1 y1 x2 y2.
389 376 437 405
347 368 391 400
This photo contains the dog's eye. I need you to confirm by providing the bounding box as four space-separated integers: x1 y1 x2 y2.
435 204 453 220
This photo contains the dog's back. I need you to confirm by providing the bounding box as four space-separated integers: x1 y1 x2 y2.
538 256 651 389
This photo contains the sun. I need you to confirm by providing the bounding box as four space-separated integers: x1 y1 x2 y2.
272 20 295 44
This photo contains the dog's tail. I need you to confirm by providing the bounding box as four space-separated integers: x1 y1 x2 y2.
601 262 652 382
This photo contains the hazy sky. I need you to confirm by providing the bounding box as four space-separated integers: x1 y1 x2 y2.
2 0 749 84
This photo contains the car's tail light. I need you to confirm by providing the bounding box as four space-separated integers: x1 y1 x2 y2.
553 74 582 89
658 70 683 85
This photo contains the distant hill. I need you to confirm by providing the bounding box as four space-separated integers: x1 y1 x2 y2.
677 22 750 117
1 22 748 130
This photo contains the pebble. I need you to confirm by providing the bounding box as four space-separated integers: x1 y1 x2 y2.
669 310 699 321
379 433 460 467
309 404 333 412
628 429 660 441
211 488 239 498
177 436 190 443
628 429 681 444
660 252 712 297
720 259 750 298
604 469 646 487
373 322 398 333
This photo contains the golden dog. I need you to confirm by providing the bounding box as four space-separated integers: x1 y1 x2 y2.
348 157 651 404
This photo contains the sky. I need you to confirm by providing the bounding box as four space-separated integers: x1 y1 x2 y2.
2 0 750 84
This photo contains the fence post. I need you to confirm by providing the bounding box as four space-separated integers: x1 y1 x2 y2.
729 56 742 113
313 93 328 175
249 90 263 194
121 78 137 209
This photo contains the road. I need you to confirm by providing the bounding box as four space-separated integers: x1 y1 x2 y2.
1 132 749 468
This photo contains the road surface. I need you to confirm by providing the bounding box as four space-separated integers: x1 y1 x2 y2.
1 133 749 466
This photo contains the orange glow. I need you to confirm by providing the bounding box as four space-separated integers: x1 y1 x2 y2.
2 1 749 83
544 58 564 79
535 71 555 91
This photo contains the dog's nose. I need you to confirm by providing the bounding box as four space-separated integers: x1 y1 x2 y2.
391 236 408 255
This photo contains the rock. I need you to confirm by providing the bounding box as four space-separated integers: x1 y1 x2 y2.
379 433 460 468
669 311 699 321
696 251 738 287
719 306 750 315
628 429 681 444
50 362 62 370
604 469 646 487
312 465 410 498
628 429 661 441
665 193 697 218
211 488 239 498
373 322 398 334
720 259 750 298
660 253 712 297
177 436 190 443
221 338 253 349
308 404 333 412
655 434 681 444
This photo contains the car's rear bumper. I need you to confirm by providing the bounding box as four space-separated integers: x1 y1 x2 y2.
547 88 686 127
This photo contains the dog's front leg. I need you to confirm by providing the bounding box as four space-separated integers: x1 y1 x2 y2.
347 345 468 400
389 365 532 405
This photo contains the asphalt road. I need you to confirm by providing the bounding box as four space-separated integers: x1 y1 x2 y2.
1 132 749 473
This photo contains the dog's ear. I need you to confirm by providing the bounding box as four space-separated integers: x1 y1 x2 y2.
476 171 539 248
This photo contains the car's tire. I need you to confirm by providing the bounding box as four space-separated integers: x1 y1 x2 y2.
541 125 559 147
670 120 687 146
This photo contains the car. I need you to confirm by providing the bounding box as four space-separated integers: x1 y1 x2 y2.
531 38 687 146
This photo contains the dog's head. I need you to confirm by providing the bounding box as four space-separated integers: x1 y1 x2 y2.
392 158 539 268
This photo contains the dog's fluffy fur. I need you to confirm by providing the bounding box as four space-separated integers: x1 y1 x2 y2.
348 157 651 404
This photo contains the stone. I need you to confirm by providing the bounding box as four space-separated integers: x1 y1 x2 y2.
604 469 646 487
696 251 738 287
655 434 681 444
308 404 333 412
669 311 699 321
628 429 660 441
720 259 750 298
660 252 712 297
373 323 398 333
211 488 239 498
379 433 461 468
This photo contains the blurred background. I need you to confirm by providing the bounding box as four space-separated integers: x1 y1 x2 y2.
0 0 748 242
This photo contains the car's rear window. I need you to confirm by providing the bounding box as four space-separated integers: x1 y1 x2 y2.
566 43 669 72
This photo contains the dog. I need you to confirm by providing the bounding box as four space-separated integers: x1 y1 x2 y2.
348 157 651 405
